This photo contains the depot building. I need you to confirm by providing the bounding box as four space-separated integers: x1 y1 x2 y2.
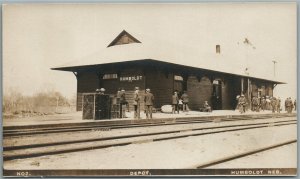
52 30 284 111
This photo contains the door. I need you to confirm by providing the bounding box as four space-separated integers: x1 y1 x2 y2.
212 80 222 110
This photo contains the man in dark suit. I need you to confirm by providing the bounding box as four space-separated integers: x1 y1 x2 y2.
144 88 154 119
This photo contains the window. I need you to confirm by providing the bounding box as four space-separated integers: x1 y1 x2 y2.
103 74 118 79
174 75 183 81
216 45 221 54
213 80 220 85
122 35 129 44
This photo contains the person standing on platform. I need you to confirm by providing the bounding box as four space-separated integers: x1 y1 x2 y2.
238 94 247 114
266 96 271 110
276 97 281 113
116 88 121 99
144 88 154 119
270 97 277 113
286 97 293 113
120 89 128 118
172 91 179 114
181 91 189 112
261 97 266 111
235 95 240 110
116 88 121 118
178 98 183 111
252 96 259 112
284 98 288 112
133 87 141 119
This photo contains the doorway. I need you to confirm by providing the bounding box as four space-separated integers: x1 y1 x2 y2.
212 80 222 110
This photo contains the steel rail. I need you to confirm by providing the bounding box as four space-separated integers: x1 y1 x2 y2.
196 139 297 169
3 120 296 161
4 114 295 137
4 119 296 151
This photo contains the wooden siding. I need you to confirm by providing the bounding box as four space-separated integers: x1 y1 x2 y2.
174 80 183 93
145 70 173 109
117 69 145 111
266 84 273 97
77 93 83 111
74 66 275 112
77 72 99 93
251 83 258 97
187 76 213 110
102 79 119 95
77 72 99 111
254 82 273 97
261 85 266 96
76 70 146 111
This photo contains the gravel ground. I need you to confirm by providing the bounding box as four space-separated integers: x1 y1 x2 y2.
4 117 295 147
207 143 297 168
4 122 296 169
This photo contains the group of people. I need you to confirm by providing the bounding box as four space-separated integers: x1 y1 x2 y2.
236 94 296 114
284 97 295 113
171 91 190 114
97 87 296 118
115 87 154 119
96 87 214 119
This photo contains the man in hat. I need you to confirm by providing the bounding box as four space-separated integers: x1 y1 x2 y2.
96 88 105 95
286 97 293 113
181 91 189 112
133 87 141 119
238 94 247 113
144 88 154 119
120 89 128 118
270 97 277 113
171 91 179 114
276 97 281 113
235 95 240 110
252 96 259 112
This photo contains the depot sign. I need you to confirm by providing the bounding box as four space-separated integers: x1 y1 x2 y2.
120 75 143 82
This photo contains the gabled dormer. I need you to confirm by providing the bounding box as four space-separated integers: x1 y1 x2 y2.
107 30 141 47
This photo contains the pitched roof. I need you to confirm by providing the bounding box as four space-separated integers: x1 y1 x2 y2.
51 4 291 84
107 30 141 47
53 30 283 82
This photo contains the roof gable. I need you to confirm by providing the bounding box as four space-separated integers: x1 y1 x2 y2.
107 30 141 47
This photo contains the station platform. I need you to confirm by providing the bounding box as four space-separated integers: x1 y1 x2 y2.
3 109 297 128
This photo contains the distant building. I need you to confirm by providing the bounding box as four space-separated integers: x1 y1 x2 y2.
52 30 284 111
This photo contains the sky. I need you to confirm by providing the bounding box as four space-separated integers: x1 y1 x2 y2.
3 3 297 100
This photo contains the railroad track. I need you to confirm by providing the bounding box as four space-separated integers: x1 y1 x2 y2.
3 113 296 137
3 118 296 161
196 139 297 169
